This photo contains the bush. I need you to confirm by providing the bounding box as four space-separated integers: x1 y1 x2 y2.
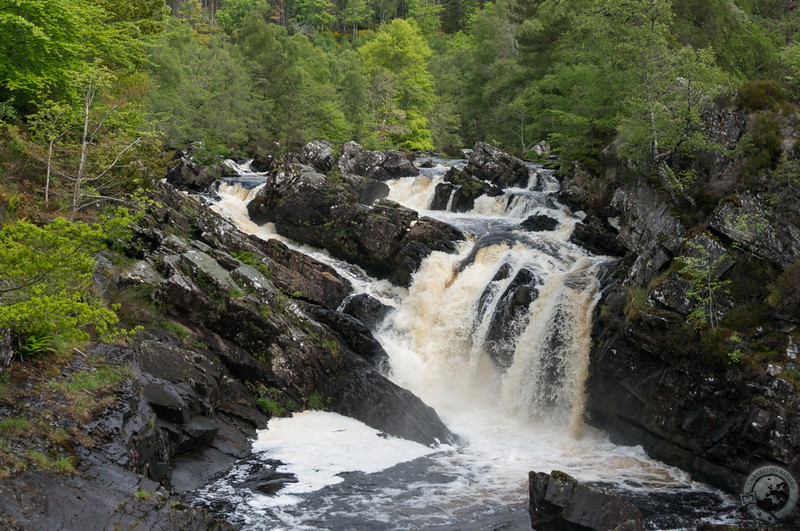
736 79 787 111
0 213 134 357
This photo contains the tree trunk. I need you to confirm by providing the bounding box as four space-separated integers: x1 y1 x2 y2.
0 329 12 378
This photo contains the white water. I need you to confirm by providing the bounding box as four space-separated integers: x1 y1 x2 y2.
195 161 742 529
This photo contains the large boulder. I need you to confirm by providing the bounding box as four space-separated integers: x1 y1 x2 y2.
337 141 417 180
529 471 644 531
300 140 335 173
430 143 529 212
463 141 531 189
245 171 464 286
166 157 215 192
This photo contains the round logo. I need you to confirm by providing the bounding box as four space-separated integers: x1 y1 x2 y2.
741 465 799 524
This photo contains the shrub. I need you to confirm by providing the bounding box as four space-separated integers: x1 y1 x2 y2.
736 79 787 111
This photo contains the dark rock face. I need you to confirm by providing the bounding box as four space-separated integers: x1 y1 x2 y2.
581 175 800 499
529 471 644 531
430 165 503 212
245 171 464 287
710 193 800 267
482 267 541 370
343 293 393 330
586 312 800 494
521 214 559 232
300 140 335 173
569 216 626 257
166 157 215 192
337 141 417 180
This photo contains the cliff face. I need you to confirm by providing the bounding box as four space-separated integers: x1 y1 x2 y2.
561 151 800 495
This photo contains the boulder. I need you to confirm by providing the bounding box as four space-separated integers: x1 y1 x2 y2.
521 215 559 232
337 141 417 180
166 157 215 192
569 216 626 257
529 471 644 531
430 166 503 212
462 141 531 189
300 140 335 173
246 172 463 287
343 293 394 330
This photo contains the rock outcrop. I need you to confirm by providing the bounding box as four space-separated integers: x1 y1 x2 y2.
579 176 800 499
337 141 417 180
245 170 464 286
431 142 529 212
133 182 458 446
166 156 215 192
529 471 643 531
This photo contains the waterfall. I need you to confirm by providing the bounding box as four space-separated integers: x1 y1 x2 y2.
193 158 741 529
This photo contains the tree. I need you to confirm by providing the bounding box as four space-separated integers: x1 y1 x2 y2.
13 66 159 213
0 0 148 112
0 213 133 355
678 238 731 330
341 0 372 36
360 19 435 149
573 0 731 197
147 18 262 152
216 0 271 34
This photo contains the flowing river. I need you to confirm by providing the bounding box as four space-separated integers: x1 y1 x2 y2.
188 159 745 529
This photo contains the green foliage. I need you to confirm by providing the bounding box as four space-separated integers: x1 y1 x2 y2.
216 0 271 35
147 19 261 152
0 213 134 356
0 0 147 111
360 19 435 150
0 417 32 436
677 239 731 330
255 397 284 416
306 392 324 409
736 79 787 111
159 321 190 340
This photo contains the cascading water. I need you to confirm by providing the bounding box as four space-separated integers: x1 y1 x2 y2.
191 159 744 529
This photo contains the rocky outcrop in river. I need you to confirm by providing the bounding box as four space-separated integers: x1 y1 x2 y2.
246 164 464 286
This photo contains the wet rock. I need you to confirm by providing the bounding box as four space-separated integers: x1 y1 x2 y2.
356 179 390 205
529 471 644 531
482 267 542 370
569 216 627 257
246 172 463 287
311 307 390 369
343 293 393 330
337 141 417 180
0 467 232 530
166 157 215 192
521 215 559 232
419 158 435 168
462 141 530 189
430 166 503 212
300 140 335 173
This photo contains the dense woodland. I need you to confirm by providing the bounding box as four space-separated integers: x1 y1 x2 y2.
1 0 800 381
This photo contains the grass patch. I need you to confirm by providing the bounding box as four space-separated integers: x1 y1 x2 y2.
0 417 32 436
44 365 129 422
159 321 190 340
